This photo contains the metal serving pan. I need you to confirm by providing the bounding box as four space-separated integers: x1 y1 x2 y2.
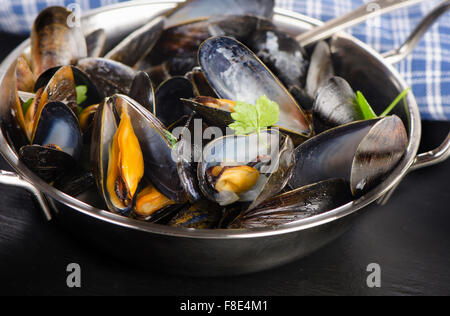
0 0 449 276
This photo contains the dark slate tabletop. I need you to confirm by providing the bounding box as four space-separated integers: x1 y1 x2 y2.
0 32 449 296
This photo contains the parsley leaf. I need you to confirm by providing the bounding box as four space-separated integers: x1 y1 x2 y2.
165 130 178 148
76 85 88 105
355 91 377 120
229 95 280 136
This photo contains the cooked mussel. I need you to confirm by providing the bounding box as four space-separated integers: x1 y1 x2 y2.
85 29 107 58
186 67 217 97
33 65 102 110
173 114 204 203
16 55 35 92
133 181 177 220
288 116 408 197
128 71 155 114
92 94 187 215
77 58 136 98
31 6 87 80
199 36 312 141
312 76 364 134
141 15 274 76
168 200 222 229
198 129 294 207
229 179 353 229
305 41 335 99
247 28 309 92
19 101 83 182
154 77 195 127
182 96 235 129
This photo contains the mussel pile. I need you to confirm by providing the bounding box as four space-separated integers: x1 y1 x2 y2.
10 1 409 230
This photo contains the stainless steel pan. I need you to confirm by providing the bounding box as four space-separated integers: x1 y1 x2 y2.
0 0 449 276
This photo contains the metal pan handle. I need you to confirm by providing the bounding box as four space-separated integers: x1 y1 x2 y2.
0 170 52 221
382 0 450 64
386 0 450 167
377 1 450 205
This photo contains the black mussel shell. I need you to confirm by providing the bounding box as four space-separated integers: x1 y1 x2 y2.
313 76 364 134
247 28 309 89
128 71 155 114
77 58 136 98
186 67 218 97
288 116 408 197
53 170 96 197
31 6 87 80
19 145 76 182
182 97 234 130
229 179 352 229
168 200 222 229
173 114 203 203
350 115 408 197
199 36 312 139
305 41 335 99
34 66 102 110
86 29 107 58
155 77 195 127
33 101 82 160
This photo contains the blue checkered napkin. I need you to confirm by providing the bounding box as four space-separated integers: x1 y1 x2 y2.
1 0 449 120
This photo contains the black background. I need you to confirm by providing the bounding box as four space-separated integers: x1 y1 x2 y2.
0 31 449 296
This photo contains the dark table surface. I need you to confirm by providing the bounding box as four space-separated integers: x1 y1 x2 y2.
0 32 449 296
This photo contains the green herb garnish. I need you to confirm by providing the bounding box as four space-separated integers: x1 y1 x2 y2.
229 95 280 138
355 88 411 119
22 98 34 115
355 91 377 120
76 85 88 105
165 130 178 148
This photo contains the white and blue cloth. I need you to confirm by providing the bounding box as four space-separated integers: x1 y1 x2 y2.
1 0 449 120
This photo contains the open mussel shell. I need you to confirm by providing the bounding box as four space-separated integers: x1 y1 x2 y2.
19 145 76 183
288 116 408 197
198 129 294 208
16 55 35 92
186 67 218 97
31 65 78 118
19 101 83 182
182 96 234 129
305 41 335 99
31 6 87 80
154 77 195 127
77 58 136 98
165 0 275 28
229 179 353 229
199 36 312 140
104 16 165 67
128 71 155 114
85 29 107 58
32 101 83 160
34 65 102 110
168 200 222 229
92 94 187 209
313 76 364 134
173 114 203 203
350 115 408 197
247 28 309 89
